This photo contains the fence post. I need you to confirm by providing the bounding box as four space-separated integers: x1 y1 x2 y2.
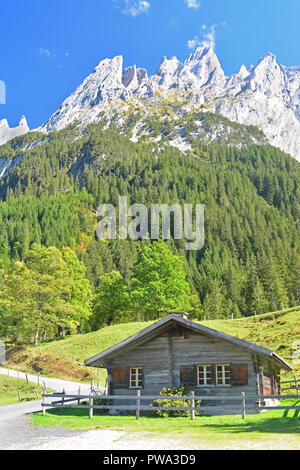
89 396 94 419
136 390 141 420
294 376 299 396
241 392 246 419
190 391 195 420
42 387 46 415
25 373 28 384
34 388 39 400
17 389 21 403
78 386 81 405
258 365 264 407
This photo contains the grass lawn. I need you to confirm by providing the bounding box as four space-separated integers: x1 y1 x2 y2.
0 375 48 406
31 400 300 450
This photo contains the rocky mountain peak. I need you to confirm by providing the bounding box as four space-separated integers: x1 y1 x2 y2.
18 115 28 127
2 47 300 161
237 64 249 79
182 45 225 91
247 52 284 96
0 119 9 130
156 56 183 76
185 45 214 62
93 55 123 89
0 116 29 145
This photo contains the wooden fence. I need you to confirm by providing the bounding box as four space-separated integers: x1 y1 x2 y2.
281 376 299 395
4 368 45 403
42 391 300 421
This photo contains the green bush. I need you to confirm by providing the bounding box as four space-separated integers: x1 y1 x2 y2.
151 386 201 417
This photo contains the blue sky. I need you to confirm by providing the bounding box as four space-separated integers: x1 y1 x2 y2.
1 0 300 129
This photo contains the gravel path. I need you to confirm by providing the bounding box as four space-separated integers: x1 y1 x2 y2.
0 367 102 450
0 398 185 450
9 428 187 451
0 403 84 450
0 367 93 394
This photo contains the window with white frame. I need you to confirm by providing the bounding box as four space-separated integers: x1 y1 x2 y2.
129 367 143 388
216 364 231 386
197 365 212 386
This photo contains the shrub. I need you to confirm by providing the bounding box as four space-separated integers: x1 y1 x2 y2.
151 385 200 417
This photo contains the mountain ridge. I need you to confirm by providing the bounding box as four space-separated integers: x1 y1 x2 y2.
32 46 300 161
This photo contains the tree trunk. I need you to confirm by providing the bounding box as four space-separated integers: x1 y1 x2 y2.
34 322 40 346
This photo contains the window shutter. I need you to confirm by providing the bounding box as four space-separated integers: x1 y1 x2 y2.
231 364 248 386
141 368 145 389
180 366 195 385
128 367 131 387
113 368 127 388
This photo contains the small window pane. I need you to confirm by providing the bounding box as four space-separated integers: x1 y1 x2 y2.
197 365 212 386
216 364 230 385
130 368 143 388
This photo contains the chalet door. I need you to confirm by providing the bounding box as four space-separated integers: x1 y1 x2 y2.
263 376 272 396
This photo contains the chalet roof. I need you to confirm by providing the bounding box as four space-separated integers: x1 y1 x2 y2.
85 313 292 371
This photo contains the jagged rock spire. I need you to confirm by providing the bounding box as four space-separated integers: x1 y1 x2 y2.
0 116 29 145
11 48 299 161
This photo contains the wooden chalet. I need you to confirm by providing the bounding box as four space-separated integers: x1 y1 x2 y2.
85 312 292 414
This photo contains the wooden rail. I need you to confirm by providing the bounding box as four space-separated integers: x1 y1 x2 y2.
281 376 299 396
41 391 300 420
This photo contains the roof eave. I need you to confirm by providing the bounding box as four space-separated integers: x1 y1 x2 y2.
272 352 293 371
84 315 173 366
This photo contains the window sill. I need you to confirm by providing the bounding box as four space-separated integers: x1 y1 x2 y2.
196 385 232 389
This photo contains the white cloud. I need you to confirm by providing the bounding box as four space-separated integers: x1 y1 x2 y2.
187 25 216 50
39 48 56 58
118 0 151 17
0 80 6 105
187 22 226 50
185 0 201 8
187 37 201 49
39 48 51 57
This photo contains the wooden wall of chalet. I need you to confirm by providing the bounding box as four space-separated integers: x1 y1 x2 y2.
103 326 263 412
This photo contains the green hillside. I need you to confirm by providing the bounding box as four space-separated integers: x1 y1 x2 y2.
0 119 299 325
0 375 48 406
6 306 300 383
